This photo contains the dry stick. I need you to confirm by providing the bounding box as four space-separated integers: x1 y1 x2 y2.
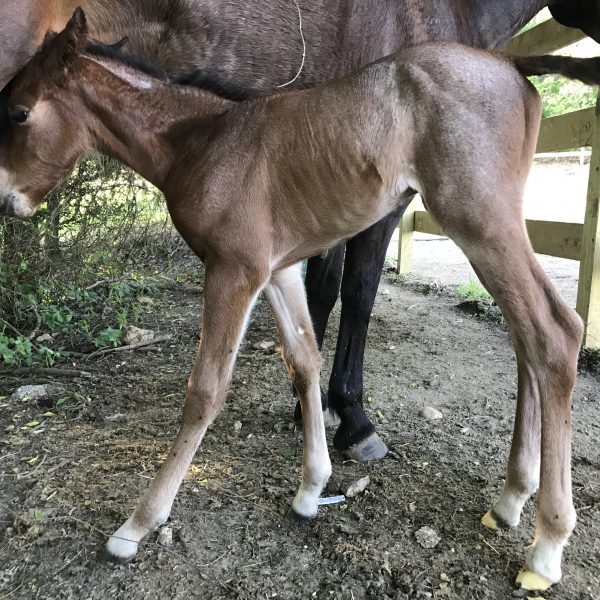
85 272 134 291
84 334 172 360
0 501 194 568
0 317 24 338
0 367 93 378
276 0 306 88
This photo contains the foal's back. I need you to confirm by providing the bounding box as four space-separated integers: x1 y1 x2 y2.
173 43 540 268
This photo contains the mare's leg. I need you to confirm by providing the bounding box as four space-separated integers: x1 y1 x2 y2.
265 264 332 518
435 197 582 590
329 206 406 461
294 244 345 427
105 262 267 561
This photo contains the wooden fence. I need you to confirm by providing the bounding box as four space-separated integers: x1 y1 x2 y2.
396 19 600 348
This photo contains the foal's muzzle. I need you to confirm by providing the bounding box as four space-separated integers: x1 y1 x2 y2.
0 192 31 218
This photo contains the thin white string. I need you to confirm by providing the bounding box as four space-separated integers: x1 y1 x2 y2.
276 0 306 88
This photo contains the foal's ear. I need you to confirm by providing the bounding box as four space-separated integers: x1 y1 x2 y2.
42 7 88 72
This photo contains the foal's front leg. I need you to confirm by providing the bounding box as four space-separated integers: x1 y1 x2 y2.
105 262 266 561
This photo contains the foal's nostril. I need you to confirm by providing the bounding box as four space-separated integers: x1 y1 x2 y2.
0 194 15 217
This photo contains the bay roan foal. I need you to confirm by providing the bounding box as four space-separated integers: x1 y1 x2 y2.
1 9 597 591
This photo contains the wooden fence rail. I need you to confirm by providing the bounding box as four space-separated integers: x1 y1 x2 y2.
396 19 600 347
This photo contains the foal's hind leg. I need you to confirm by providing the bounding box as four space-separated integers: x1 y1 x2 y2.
438 204 582 590
105 262 267 561
265 264 332 519
470 264 541 530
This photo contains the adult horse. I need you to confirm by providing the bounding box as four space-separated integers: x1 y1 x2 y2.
0 0 598 462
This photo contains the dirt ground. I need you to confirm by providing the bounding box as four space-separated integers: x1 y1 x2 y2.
1 259 599 600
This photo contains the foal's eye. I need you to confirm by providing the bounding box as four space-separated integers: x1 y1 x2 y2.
8 108 29 124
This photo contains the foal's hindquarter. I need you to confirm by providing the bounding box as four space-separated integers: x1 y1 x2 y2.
101 47 583 589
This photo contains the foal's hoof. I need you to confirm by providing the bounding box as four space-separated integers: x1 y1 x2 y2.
516 569 554 592
285 506 314 523
481 510 511 531
100 546 135 565
344 432 388 461
104 520 140 563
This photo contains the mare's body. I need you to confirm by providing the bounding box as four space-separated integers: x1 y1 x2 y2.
0 0 598 461
0 13 594 589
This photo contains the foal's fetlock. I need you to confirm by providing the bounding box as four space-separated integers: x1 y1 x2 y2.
516 537 568 591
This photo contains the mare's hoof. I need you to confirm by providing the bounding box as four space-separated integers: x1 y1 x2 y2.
285 507 314 523
481 510 511 531
344 432 388 461
516 569 554 591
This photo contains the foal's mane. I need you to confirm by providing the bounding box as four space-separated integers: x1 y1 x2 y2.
85 42 255 102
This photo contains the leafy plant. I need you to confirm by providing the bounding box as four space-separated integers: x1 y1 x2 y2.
457 279 491 302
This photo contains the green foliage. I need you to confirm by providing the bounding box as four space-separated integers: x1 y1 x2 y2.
457 278 490 302
0 157 173 366
530 75 596 119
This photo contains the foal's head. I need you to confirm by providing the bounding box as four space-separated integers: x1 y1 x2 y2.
0 8 90 217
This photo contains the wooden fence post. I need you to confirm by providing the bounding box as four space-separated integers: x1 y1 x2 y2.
396 200 415 274
576 93 600 348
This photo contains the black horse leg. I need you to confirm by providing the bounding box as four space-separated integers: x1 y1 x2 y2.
329 206 407 460
293 243 345 426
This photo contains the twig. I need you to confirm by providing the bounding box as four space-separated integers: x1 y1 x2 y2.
276 0 306 88
211 484 281 517
0 367 93 378
0 317 24 338
84 334 172 360
482 537 501 556
27 304 41 342
85 272 133 291
16 454 47 480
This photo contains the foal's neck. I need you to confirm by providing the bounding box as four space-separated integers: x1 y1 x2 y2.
75 57 232 189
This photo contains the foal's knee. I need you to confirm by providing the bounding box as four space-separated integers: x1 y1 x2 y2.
285 349 320 397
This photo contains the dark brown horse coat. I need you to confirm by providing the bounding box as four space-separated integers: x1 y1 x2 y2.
0 11 597 590
0 0 598 462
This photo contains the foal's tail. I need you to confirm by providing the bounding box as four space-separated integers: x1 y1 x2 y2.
513 54 600 86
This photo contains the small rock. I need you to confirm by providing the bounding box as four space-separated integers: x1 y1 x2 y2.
123 326 155 345
273 421 287 433
157 526 173 547
253 340 275 352
345 476 370 498
380 289 390 296
35 333 53 343
11 384 64 403
420 406 443 420
233 421 243 432
415 526 440 548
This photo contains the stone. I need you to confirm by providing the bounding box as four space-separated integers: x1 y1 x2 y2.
233 420 243 432
345 476 370 498
157 526 173 547
11 384 64 403
253 340 275 352
415 526 441 548
420 406 443 420
123 326 155 345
